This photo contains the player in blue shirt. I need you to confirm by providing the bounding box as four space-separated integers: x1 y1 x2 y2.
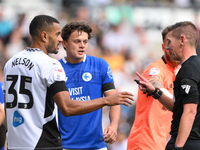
58 22 121 150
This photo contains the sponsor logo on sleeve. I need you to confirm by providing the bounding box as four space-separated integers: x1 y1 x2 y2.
107 66 113 79
181 85 191 94
150 68 160 75
54 68 65 81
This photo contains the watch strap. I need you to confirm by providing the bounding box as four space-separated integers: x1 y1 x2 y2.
173 144 183 150
152 88 163 99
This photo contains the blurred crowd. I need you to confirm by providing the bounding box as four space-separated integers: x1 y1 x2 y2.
1 0 200 149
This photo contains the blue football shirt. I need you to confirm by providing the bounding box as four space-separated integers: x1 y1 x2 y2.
58 55 115 149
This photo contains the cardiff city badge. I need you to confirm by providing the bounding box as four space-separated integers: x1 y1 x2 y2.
82 72 92 82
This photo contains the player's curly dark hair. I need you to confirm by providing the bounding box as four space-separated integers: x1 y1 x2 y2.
61 22 92 41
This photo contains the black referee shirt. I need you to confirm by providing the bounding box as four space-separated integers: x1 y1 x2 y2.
170 55 200 140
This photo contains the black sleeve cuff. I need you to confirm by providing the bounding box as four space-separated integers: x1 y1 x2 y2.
102 82 115 93
50 81 68 96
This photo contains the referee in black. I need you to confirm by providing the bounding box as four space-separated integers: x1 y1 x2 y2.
135 21 200 150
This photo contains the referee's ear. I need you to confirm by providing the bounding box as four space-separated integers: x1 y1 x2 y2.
180 35 186 45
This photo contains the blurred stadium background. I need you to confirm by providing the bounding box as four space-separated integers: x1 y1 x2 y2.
1 0 200 149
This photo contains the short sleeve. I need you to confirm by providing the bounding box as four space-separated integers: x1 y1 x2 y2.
99 58 115 92
179 66 199 104
100 58 114 85
41 59 66 87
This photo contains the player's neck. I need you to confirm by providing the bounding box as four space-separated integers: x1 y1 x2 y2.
65 57 84 64
30 43 47 54
180 48 197 64
164 55 180 68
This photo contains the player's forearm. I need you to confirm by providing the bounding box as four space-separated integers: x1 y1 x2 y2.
157 94 174 111
150 80 174 111
109 105 120 127
146 86 174 111
68 98 109 116
55 93 107 116
55 91 133 117
105 89 121 127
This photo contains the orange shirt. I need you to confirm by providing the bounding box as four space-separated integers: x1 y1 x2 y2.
127 57 178 150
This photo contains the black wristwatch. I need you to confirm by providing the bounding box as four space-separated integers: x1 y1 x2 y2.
172 144 183 150
152 88 163 99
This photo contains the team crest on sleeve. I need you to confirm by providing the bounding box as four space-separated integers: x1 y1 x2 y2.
107 66 113 79
54 68 65 81
150 68 160 75
82 72 92 82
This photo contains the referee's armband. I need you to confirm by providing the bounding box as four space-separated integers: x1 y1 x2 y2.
180 78 197 95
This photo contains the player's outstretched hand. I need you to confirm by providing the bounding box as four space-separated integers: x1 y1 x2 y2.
105 91 134 106
135 71 155 94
